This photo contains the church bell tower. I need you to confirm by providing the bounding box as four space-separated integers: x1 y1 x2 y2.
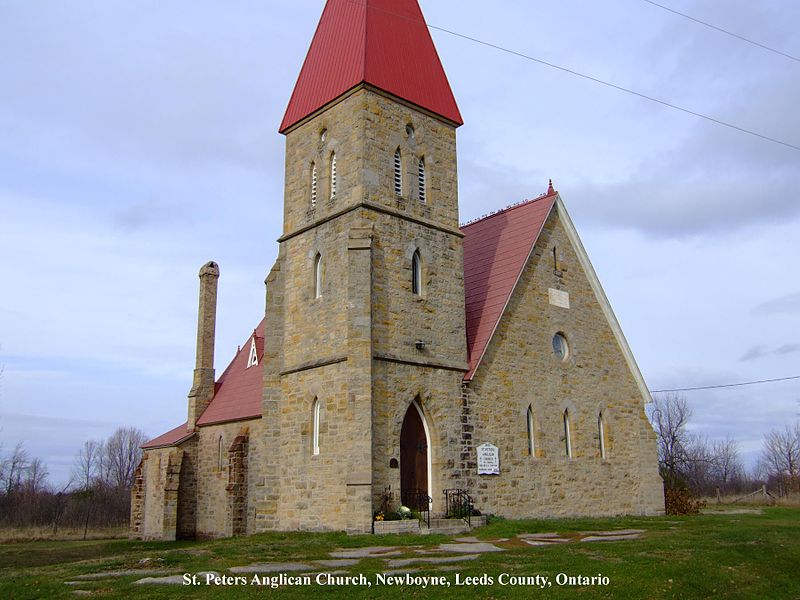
261 0 469 533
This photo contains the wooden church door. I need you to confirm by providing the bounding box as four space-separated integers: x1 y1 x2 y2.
400 403 429 510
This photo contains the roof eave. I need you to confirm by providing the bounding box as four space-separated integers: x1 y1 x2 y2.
279 82 463 136
142 431 196 451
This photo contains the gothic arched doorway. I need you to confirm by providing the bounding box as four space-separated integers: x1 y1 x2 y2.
400 402 431 511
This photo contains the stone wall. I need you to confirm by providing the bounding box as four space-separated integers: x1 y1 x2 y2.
175 437 197 539
138 447 184 540
193 419 262 538
466 207 664 518
226 434 249 536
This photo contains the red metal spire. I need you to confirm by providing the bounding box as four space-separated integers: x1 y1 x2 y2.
279 0 463 134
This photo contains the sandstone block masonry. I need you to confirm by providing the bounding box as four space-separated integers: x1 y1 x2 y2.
464 208 663 518
132 75 662 540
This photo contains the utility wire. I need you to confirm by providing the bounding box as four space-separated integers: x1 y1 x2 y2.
341 0 800 153
423 22 800 153
638 0 800 64
651 374 800 393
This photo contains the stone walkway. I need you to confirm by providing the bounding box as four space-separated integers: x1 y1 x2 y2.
64 529 647 591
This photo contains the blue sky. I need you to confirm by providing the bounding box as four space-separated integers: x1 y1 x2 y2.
1 0 799 484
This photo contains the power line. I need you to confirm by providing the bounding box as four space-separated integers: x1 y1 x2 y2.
423 23 800 153
342 1 800 153
651 374 800 393
638 0 800 64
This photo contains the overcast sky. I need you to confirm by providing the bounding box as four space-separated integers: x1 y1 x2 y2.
1 0 798 485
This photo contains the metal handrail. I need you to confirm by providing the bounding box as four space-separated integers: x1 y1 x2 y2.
443 488 474 526
400 489 431 528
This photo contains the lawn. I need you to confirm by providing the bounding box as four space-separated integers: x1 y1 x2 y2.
1 507 799 599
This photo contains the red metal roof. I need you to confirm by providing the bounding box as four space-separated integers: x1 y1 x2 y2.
461 190 557 381
280 0 462 133
142 422 194 450
196 320 265 426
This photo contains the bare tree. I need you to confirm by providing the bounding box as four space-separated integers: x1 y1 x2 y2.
684 435 715 493
21 457 49 496
72 440 103 491
648 393 693 487
711 436 744 493
102 427 146 490
1 442 29 496
760 422 800 493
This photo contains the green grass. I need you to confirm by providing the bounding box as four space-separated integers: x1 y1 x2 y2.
1 508 799 599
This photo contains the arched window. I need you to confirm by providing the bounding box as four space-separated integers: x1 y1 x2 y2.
310 162 318 206
394 148 403 196
312 398 320 456
313 253 322 299
329 152 337 199
217 435 224 471
527 405 535 457
411 250 422 295
598 412 607 459
563 409 572 457
417 156 426 203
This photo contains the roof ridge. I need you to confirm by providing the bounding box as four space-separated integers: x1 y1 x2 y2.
460 188 556 229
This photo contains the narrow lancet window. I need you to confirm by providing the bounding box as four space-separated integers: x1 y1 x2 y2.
527 406 535 457
311 162 318 206
218 435 224 471
412 250 422 295
394 149 403 196
417 156 426 203
313 253 322 299
330 152 337 199
312 399 320 456
563 409 572 457
598 412 607 459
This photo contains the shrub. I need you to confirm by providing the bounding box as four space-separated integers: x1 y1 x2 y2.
665 488 707 515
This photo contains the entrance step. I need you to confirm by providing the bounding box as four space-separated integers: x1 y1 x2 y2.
423 516 487 536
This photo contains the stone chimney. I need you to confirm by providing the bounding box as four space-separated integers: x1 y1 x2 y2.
188 261 219 430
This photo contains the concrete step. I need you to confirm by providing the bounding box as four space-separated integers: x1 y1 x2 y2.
422 515 487 535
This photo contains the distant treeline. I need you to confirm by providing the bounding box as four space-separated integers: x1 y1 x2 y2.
649 393 800 497
0 427 146 535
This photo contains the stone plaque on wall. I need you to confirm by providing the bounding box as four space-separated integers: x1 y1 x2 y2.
548 288 570 309
477 443 500 475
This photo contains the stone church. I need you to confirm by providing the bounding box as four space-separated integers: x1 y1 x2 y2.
132 0 663 540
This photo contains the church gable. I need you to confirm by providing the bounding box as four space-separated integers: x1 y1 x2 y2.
464 192 649 404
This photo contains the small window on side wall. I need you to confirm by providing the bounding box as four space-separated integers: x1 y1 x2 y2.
598 412 607 459
217 435 224 471
412 250 422 295
313 253 322 299
563 409 572 457
527 405 535 457
312 399 320 456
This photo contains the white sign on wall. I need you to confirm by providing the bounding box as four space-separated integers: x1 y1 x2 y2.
548 288 570 309
477 443 500 475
